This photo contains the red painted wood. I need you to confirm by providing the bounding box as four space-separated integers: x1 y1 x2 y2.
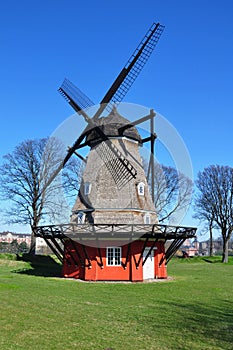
62 239 167 281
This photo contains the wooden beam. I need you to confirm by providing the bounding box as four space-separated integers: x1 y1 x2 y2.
135 237 149 268
122 243 131 269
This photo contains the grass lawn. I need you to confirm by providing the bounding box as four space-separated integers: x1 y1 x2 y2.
0 254 232 350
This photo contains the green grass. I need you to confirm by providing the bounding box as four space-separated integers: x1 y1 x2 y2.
0 255 233 350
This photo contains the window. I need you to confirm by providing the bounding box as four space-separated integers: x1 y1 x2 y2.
107 247 121 266
144 214 151 224
77 212 85 224
137 182 145 196
84 182 91 195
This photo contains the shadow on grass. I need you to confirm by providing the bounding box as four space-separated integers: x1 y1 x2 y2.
164 299 233 348
14 254 62 277
202 258 220 263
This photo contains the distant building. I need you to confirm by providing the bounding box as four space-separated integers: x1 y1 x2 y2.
199 238 224 255
170 236 232 257
0 231 51 255
0 231 31 245
180 238 199 257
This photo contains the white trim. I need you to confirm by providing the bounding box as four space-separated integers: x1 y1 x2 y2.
144 213 151 224
106 247 122 266
137 182 145 196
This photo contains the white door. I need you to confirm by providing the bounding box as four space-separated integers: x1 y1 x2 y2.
143 248 154 280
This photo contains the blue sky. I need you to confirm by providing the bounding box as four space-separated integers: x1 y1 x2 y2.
1 0 233 236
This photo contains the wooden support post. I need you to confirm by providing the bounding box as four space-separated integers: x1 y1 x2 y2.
50 237 64 256
136 237 149 268
42 236 63 263
122 243 131 269
66 238 84 266
142 238 158 266
97 247 104 268
150 109 156 203
82 244 92 268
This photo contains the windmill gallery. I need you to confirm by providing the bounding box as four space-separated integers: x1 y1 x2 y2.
34 22 196 281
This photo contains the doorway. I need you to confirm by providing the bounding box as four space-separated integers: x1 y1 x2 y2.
143 248 154 280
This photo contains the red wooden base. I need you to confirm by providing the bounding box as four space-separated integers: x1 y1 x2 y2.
62 240 167 281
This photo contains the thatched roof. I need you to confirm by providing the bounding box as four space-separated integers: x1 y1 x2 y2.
83 107 142 146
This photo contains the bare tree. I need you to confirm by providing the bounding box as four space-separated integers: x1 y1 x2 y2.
62 157 84 205
194 165 233 263
144 161 193 223
193 213 215 256
0 137 78 254
208 216 214 256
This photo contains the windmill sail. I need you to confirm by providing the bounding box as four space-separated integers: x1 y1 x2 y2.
58 83 139 186
96 139 137 189
93 22 165 119
57 22 164 186
58 78 95 112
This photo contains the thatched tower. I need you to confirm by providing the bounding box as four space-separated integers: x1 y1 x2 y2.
70 107 157 225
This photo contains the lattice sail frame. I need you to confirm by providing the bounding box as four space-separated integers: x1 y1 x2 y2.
56 22 165 190
103 23 165 113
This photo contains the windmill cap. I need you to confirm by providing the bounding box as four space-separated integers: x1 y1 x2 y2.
84 107 142 145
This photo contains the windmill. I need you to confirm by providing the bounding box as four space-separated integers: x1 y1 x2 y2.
34 22 196 281
58 23 165 229
58 23 164 190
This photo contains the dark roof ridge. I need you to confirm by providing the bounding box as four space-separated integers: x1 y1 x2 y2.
84 107 142 145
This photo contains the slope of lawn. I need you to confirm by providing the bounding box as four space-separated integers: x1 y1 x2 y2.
0 254 232 350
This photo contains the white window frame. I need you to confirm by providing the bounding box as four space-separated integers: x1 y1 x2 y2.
144 213 151 224
106 247 122 266
84 182 91 195
77 212 85 224
137 182 145 196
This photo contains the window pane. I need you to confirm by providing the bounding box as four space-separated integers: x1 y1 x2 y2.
107 247 121 266
137 182 145 196
144 214 151 224
84 182 91 195
107 248 114 265
115 248 121 265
